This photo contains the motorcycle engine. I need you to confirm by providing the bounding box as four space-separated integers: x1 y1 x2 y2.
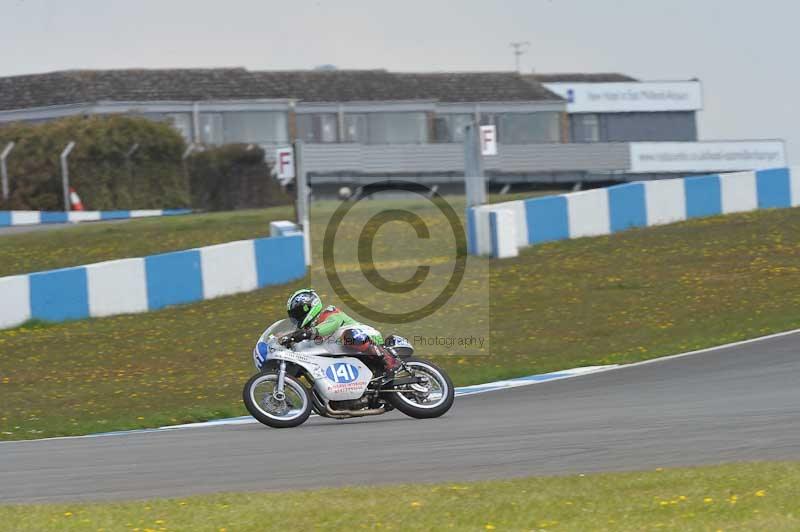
330 397 369 411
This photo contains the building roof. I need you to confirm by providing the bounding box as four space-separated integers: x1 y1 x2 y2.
249 70 422 102
396 72 562 103
528 73 639 83
0 68 563 112
0 68 270 111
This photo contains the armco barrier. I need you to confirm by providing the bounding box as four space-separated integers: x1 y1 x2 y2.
468 167 800 258
0 233 305 330
0 208 192 227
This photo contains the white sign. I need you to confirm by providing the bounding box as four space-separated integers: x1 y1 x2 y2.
275 147 295 183
480 125 497 156
543 81 703 113
629 141 786 173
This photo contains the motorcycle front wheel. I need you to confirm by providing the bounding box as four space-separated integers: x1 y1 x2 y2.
386 357 455 419
243 372 312 428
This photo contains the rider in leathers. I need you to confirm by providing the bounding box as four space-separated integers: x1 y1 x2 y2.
282 288 401 377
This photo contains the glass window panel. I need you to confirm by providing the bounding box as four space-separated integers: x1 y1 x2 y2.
571 114 600 143
366 112 427 144
434 114 473 142
200 113 224 145
297 113 339 143
343 114 367 143
479 113 498 126
165 113 193 143
143 112 193 143
583 114 599 142
497 112 560 144
296 114 313 142
223 112 288 144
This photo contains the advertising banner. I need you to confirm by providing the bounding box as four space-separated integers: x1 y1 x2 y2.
629 141 786 173
543 81 702 113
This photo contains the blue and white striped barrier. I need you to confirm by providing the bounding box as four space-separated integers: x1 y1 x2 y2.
0 208 192 227
468 167 800 257
0 233 306 330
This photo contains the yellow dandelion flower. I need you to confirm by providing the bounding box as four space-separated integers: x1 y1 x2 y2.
704 497 713 503
755 490 766 497
410 501 422 507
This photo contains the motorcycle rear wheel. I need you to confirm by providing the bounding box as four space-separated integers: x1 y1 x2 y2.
243 372 312 428
386 357 455 419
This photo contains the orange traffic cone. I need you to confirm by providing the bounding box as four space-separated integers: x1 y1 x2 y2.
69 187 84 211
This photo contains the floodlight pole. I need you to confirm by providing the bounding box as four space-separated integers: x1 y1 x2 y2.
293 140 311 266
464 123 487 208
60 141 76 211
510 41 530 72
1 141 14 201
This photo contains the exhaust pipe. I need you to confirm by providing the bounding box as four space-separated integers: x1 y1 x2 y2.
325 404 385 418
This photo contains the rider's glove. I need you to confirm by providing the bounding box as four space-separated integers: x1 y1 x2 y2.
288 328 312 344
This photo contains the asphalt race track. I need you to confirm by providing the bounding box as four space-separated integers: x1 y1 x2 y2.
2 331 799 503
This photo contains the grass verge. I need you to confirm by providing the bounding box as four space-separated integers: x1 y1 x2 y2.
0 208 293 277
1 461 798 531
1 204 799 439
0 192 555 277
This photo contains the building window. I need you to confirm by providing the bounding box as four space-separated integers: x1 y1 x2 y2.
297 113 339 143
368 113 427 144
223 112 289 144
199 113 224 145
343 112 428 144
165 113 193 143
143 112 193 143
433 114 473 142
572 114 600 143
495 112 561 144
344 113 368 143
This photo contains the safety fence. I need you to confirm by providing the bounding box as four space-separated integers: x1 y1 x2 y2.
468 167 800 258
0 232 305 330
0 208 192 227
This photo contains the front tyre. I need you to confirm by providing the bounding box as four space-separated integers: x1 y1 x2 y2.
243 372 312 428
386 358 455 419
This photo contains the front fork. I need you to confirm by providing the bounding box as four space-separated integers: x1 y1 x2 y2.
273 360 287 401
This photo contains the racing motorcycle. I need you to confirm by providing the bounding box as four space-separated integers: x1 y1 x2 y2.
243 319 455 428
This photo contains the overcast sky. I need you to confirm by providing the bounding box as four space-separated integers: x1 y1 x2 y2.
2 0 797 161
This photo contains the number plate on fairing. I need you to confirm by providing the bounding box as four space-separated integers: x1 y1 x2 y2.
314 357 373 401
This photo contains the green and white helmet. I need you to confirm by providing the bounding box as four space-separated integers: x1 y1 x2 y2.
286 289 323 328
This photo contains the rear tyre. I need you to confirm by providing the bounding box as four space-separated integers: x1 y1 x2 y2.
243 372 312 428
386 357 455 419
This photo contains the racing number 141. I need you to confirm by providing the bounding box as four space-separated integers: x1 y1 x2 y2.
328 363 358 383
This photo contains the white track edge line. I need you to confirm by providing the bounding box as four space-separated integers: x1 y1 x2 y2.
596 327 800 372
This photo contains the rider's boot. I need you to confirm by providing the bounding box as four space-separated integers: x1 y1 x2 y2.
373 344 401 380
